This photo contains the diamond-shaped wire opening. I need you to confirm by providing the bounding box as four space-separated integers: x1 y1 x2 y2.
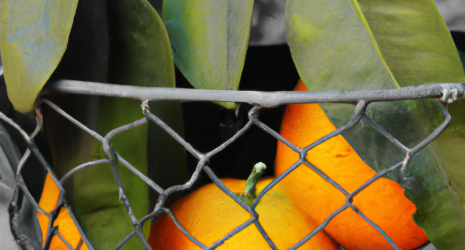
251 104 363 249
162 167 263 250
202 165 277 250
144 105 276 249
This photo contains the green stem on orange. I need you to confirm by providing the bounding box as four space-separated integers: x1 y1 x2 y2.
236 162 267 206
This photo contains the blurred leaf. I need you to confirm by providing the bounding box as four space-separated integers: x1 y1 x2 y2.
0 0 78 112
0 123 21 250
286 0 465 248
248 0 287 46
162 0 254 109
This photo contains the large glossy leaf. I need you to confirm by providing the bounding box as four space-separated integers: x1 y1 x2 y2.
162 0 254 109
0 0 78 112
287 0 465 248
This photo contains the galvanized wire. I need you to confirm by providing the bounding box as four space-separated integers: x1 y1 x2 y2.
2 82 453 249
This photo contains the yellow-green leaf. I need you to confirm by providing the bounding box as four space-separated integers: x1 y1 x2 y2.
0 0 79 112
359 0 465 86
162 0 254 108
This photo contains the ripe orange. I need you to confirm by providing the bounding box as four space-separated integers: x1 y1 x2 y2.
148 177 339 249
275 80 428 250
37 173 90 250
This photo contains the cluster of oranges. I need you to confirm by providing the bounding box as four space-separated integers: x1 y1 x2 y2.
147 80 429 250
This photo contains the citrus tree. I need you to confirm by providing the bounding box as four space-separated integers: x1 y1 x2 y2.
1 0 465 249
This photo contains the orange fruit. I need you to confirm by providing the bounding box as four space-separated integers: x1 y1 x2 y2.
37 173 90 250
148 177 339 249
275 80 428 250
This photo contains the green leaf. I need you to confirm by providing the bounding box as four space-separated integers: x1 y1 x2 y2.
108 0 175 89
107 0 189 220
358 0 465 86
43 0 186 249
162 0 254 108
69 1 185 249
286 0 465 249
0 0 79 112
423 51 465 248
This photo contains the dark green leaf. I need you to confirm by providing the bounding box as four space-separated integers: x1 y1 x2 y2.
43 0 184 249
68 0 185 249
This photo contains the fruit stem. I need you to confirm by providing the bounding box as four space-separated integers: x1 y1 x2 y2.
236 162 266 206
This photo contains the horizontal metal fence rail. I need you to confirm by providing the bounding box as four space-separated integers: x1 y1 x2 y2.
2 80 453 249
43 79 465 106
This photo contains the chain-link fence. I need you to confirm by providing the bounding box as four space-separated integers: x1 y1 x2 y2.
2 80 465 250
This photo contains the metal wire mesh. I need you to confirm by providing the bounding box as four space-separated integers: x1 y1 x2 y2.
1 81 463 250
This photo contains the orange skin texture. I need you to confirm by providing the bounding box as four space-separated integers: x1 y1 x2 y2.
274 80 428 250
148 177 339 250
38 173 90 250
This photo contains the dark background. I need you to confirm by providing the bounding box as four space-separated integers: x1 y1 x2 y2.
177 45 299 188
